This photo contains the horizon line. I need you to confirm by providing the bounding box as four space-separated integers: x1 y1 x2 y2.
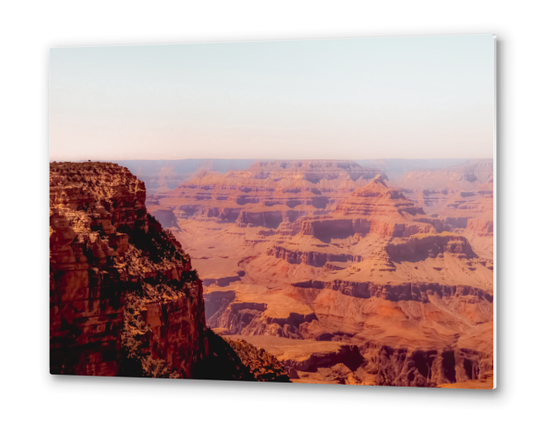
49 157 493 162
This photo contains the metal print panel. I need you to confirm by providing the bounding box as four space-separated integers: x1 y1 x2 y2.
49 35 496 388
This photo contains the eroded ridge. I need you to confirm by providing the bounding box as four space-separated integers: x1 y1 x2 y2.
146 160 493 388
49 161 289 381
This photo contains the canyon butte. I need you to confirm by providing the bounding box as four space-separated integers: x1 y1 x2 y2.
50 158 494 389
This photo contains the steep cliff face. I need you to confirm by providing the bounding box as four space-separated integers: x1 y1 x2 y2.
268 246 362 267
49 161 289 381
50 162 206 376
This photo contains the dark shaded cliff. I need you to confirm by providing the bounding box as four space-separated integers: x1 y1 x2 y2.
49 161 289 382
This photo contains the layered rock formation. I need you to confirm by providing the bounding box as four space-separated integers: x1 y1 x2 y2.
49 161 289 382
151 160 382 226
126 159 494 388
283 175 432 241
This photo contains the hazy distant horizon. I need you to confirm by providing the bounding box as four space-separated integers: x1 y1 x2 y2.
48 157 492 162
50 35 495 161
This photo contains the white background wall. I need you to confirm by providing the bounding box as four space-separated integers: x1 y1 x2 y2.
1 1 540 422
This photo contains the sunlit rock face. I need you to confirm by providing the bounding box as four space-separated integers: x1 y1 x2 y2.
142 159 493 387
49 161 289 382
49 162 206 377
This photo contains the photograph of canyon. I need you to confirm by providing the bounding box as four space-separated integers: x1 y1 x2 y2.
49 35 495 388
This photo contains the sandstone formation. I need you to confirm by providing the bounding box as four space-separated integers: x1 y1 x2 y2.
152 160 382 226
128 159 494 388
49 161 289 382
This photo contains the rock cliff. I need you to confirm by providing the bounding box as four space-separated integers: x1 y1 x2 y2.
49 161 289 381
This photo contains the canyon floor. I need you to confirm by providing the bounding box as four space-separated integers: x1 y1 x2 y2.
132 159 494 388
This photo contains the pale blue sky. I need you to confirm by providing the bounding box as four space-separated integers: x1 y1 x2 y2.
49 35 494 161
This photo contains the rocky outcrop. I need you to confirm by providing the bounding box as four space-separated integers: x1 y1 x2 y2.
202 276 241 287
332 175 425 218
211 300 318 339
191 329 290 382
384 233 477 262
292 280 493 303
283 345 363 374
281 215 434 240
358 341 493 388
237 210 284 229
275 176 436 240
50 162 204 377
227 338 290 382
268 246 362 267
298 218 370 239
49 161 288 381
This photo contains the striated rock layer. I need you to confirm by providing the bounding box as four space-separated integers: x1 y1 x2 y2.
151 160 383 226
127 159 494 388
49 161 289 382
